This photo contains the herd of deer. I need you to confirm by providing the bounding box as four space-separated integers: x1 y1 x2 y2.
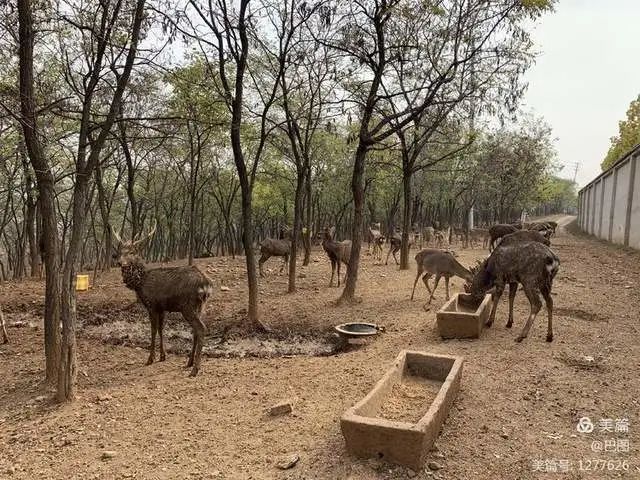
0 218 560 377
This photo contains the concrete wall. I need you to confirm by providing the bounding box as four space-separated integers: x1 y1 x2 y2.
578 147 639 248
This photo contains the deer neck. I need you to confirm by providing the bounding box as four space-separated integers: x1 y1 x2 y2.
121 260 147 291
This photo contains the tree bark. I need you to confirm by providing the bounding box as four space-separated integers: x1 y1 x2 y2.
400 170 412 270
18 0 61 384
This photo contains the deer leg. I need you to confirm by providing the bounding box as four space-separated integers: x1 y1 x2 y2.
337 260 342 287
487 284 505 327
411 266 424 300
258 253 268 277
186 336 195 368
158 312 166 361
0 305 7 344
444 275 450 300
385 246 392 265
393 248 399 265
187 313 207 377
429 274 442 304
506 282 518 328
330 259 337 287
542 288 554 342
516 287 542 342
146 312 158 365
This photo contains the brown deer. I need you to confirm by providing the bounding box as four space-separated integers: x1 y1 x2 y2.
258 238 290 277
411 249 473 305
496 229 550 248
465 241 560 342
367 222 384 261
0 304 7 344
385 230 415 265
113 223 213 377
322 226 351 287
488 223 518 251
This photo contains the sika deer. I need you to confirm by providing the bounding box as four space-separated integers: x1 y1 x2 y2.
465 241 560 342
0 304 7 344
411 249 473 305
496 229 550 248
488 224 518 251
367 223 384 261
113 224 213 377
258 238 290 277
385 230 415 265
322 226 351 287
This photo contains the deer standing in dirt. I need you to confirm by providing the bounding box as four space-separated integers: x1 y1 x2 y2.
258 238 290 277
0 304 7 344
465 241 560 342
367 223 384 261
113 223 213 377
385 230 416 265
411 249 473 305
322 226 351 287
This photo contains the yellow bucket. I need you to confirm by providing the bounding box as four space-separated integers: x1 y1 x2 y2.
76 274 90 291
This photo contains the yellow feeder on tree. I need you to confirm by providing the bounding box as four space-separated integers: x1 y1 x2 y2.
76 274 90 291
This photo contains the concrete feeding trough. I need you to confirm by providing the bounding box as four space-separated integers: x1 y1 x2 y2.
435 293 492 339
340 350 464 470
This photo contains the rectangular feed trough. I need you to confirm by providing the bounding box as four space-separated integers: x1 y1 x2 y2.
340 350 464 470
436 293 492 339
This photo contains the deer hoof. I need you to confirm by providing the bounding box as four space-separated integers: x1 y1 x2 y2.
160 354 166 362
515 336 525 343
546 334 553 342
145 357 154 366
505 321 513 329
485 321 493 328
189 367 199 377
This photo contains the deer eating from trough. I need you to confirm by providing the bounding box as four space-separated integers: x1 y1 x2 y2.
465 241 560 342
411 249 473 305
113 223 213 377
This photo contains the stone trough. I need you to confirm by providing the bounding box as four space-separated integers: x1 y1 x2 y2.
340 350 464 470
436 293 492 339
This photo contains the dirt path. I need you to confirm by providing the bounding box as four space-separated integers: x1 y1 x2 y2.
1 218 639 479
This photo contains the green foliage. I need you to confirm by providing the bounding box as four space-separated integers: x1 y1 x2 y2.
602 95 640 170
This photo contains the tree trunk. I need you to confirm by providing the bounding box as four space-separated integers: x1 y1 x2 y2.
339 143 367 303
288 170 304 293
400 171 411 270
302 162 312 266
18 0 61 384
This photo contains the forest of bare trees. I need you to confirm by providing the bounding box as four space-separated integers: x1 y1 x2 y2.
0 0 577 401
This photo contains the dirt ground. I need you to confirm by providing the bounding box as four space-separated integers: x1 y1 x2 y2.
1 215 639 480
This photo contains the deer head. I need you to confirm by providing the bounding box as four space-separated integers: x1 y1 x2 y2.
112 221 157 267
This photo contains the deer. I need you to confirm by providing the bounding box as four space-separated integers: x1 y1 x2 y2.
1 304 7 344
321 226 351 287
385 230 415 265
423 226 435 247
465 241 560 342
411 249 473 305
496 229 550 248
258 238 290 277
469 228 489 249
112 223 213 377
367 222 384 261
488 223 518 251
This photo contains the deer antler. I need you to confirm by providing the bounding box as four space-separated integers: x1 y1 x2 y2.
133 220 157 247
111 225 123 245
